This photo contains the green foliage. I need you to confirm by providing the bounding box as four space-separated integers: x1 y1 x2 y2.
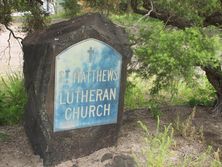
0 0 49 32
49 12 66 20
85 0 126 15
84 0 112 15
171 76 216 106
24 6 49 32
124 72 214 118
152 0 222 25
113 14 221 97
10 0 30 12
0 0 13 26
0 73 27 125
0 0 29 25
137 119 222 166
111 13 144 27
124 73 162 118
61 0 81 18
147 99 162 119
124 74 150 110
180 146 222 167
173 107 205 141
136 25 221 94
137 120 174 167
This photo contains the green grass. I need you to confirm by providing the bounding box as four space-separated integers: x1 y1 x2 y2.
137 119 174 167
49 12 67 20
124 73 215 111
173 107 205 141
136 119 222 167
179 146 222 167
124 74 151 110
170 76 216 106
124 72 215 120
0 73 27 125
111 13 141 25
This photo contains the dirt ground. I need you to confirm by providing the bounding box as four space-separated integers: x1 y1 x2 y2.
162 106 222 154
0 107 222 167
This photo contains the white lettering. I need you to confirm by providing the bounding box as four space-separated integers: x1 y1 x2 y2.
103 89 109 100
81 90 88 103
96 105 103 117
66 91 74 104
104 104 111 116
59 92 66 105
110 88 116 100
89 105 96 118
65 108 72 120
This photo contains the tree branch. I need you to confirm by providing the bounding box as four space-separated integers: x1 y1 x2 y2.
135 0 154 25
4 25 23 50
131 0 222 29
7 30 12 65
4 25 23 41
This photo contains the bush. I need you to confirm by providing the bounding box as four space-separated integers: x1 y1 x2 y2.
171 76 216 106
61 0 81 18
136 119 174 167
0 73 27 125
112 14 217 108
124 74 150 110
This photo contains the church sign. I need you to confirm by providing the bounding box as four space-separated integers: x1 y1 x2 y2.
23 13 131 166
54 39 122 131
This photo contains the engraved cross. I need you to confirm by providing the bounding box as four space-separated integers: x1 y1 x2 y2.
88 47 94 64
65 69 70 80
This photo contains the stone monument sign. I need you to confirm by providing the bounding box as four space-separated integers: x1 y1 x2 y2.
22 13 131 166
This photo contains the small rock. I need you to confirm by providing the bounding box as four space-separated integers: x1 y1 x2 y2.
112 154 136 167
104 163 113 167
103 154 136 167
101 153 113 162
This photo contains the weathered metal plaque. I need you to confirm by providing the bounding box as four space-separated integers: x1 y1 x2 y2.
54 38 122 132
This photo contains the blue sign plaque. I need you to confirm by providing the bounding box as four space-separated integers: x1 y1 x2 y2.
54 38 122 132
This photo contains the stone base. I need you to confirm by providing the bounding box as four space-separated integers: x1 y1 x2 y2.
23 13 131 166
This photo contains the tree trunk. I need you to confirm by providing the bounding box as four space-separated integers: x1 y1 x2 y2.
203 67 222 113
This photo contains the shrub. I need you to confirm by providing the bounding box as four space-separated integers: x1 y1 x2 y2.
112 14 217 108
137 119 174 167
124 74 151 110
171 76 216 106
0 73 27 125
